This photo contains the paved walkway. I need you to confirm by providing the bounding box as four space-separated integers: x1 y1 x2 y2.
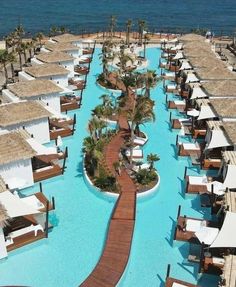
81 74 137 287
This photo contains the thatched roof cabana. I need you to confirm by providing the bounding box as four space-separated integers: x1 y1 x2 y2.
209 99 236 118
222 122 236 145
202 80 236 98
45 42 79 52
8 80 63 99
222 151 236 166
24 63 69 78
0 132 36 165
36 51 74 63
0 202 10 228
0 101 51 127
53 33 82 43
0 177 7 193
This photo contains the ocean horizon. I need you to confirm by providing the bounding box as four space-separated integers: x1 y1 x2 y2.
0 0 236 38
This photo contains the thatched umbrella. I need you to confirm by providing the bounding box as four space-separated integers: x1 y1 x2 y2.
0 202 10 228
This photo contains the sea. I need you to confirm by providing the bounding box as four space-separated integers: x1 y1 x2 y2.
0 0 236 38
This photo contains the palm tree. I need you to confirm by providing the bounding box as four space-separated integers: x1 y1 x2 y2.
50 26 58 37
128 95 155 162
36 32 44 49
83 136 104 176
20 42 28 63
143 34 150 58
142 70 159 97
126 19 132 46
119 53 134 74
147 153 160 170
14 24 25 43
7 51 17 80
0 50 9 83
121 75 135 96
109 15 117 38
138 20 146 45
15 44 23 70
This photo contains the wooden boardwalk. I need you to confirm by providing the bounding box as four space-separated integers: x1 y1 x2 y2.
81 74 137 287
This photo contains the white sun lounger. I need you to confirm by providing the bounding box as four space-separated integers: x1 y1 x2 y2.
186 219 207 232
133 136 148 146
132 163 150 173
167 84 177 90
21 195 44 210
174 100 185 105
9 224 44 238
182 142 200 150
188 176 208 185
125 148 143 158
172 283 188 287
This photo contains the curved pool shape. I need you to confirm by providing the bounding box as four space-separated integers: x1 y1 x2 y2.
0 48 218 287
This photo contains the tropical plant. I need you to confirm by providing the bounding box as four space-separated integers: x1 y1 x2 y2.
126 19 132 46
143 34 150 58
138 20 146 45
121 74 135 95
109 15 117 38
94 174 117 191
0 50 9 83
36 32 44 49
142 70 159 97
87 116 107 140
7 51 16 80
147 153 160 170
135 168 157 185
83 136 104 176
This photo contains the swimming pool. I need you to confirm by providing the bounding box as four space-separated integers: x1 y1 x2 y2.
0 47 219 287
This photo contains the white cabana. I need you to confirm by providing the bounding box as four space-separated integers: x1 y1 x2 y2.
185 73 200 83
187 109 200 117
195 226 219 245
0 191 40 218
210 212 236 248
205 130 231 150
173 52 184 60
222 165 236 189
7 177 27 190
26 138 57 155
191 87 208 100
197 105 216 120
179 61 192 71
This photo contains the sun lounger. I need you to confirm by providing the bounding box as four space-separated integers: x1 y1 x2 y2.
125 148 143 159
21 195 44 210
9 224 44 238
172 283 188 287
132 163 150 173
179 142 201 157
188 176 208 185
186 219 207 232
133 136 148 146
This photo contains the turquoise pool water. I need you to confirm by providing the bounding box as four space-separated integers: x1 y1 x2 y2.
0 48 219 287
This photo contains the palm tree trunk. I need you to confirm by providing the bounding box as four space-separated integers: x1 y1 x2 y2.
29 48 32 58
10 63 15 80
18 53 22 70
23 51 27 63
129 122 135 164
3 63 8 84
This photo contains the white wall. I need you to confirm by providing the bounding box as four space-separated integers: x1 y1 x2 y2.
40 93 61 113
5 118 50 144
57 60 74 78
19 71 35 81
2 90 19 103
0 158 34 188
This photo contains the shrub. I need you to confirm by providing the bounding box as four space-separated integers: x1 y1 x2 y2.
135 168 157 185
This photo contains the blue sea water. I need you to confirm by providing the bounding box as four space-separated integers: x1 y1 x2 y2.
0 0 236 38
0 47 220 287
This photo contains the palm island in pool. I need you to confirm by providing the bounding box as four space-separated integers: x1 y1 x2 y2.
0 27 236 287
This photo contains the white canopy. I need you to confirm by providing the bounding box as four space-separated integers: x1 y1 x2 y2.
223 165 236 189
205 129 231 150
210 212 236 248
173 52 184 60
195 226 219 245
170 43 183 50
179 61 192 70
7 177 27 190
197 105 216 120
207 181 225 195
0 191 40 218
191 87 208 99
26 138 57 155
185 73 199 83
187 109 200 117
